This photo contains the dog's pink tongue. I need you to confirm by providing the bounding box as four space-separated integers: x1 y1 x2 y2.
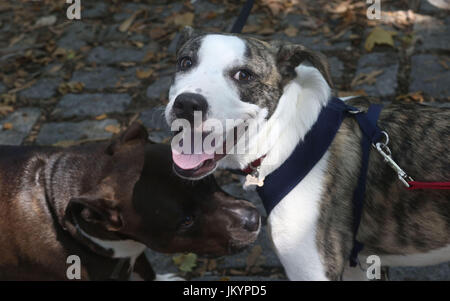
172 151 214 170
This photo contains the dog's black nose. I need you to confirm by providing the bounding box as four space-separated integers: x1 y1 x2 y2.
242 207 260 232
173 93 208 123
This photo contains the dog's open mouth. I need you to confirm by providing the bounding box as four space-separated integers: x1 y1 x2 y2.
171 128 239 179
173 151 225 179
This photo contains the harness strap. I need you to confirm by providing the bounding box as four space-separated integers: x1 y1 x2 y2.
230 0 255 34
348 104 383 267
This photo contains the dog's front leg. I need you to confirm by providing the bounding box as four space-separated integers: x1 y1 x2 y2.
266 160 330 280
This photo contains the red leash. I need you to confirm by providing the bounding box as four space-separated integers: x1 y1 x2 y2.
406 181 450 190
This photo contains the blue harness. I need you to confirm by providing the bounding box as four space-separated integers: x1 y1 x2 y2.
256 97 384 267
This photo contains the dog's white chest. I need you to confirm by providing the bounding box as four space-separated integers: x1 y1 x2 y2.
266 153 329 280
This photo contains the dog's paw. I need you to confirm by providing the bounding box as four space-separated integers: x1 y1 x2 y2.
154 273 185 281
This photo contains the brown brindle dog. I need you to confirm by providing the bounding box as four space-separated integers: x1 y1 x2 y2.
0 122 260 280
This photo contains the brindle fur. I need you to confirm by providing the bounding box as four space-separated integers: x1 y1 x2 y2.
317 98 450 280
176 29 330 116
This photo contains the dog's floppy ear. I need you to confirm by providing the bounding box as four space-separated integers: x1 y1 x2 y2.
105 121 148 156
273 43 333 88
65 193 123 232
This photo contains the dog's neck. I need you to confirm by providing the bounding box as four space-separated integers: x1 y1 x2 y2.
240 65 331 179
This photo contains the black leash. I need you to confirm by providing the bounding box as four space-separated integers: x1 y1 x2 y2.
230 0 255 33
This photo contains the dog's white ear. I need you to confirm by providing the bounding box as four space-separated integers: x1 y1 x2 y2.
273 43 333 88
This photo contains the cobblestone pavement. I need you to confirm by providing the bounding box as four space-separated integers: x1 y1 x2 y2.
0 0 448 280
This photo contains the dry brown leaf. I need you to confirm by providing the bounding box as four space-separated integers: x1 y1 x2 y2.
119 10 142 32
396 91 424 103
95 114 107 121
1 94 16 104
119 62 136 67
338 90 367 97
2 122 13 130
0 105 14 116
204 12 217 19
351 70 384 87
173 12 195 27
149 27 167 40
258 27 276 35
9 33 24 47
52 47 67 58
284 26 298 37
229 269 246 275
136 69 154 79
262 0 285 15
105 125 121 134
58 82 84 94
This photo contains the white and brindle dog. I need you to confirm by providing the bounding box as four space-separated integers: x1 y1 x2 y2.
164 27 450 280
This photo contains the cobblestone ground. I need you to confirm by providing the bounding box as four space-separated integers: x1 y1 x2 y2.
0 0 448 280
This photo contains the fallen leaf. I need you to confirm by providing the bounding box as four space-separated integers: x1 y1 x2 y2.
9 33 24 47
2 122 13 130
173 253 197 272
105 125 121 134
173 12 194 27
351 69 384 87
364 26 397 52
35 15 57 28
229 269 246 275
1 93 17 104
0 105 14 116
119 10 142 32
242 24 259 33
136 68 154 79
204 11 217 19
284 26 298 37
58 82 84 94
338 90 367 97
52 47 67 59
149 27 167 40
396 91 424 103
95 114 107 121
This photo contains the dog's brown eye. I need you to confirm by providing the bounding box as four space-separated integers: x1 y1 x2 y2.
179 57 193 71
179 216 194 229
233 70 253 82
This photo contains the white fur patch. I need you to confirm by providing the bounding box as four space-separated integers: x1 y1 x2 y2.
167 34 260 126
155 273 185 281
267 153 329 280
76 225 146 259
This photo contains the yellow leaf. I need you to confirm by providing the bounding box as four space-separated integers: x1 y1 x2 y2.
95 114 107 121
2 122 13 130
105 124 121 134
136 68 154 79
172 253 197 272
364 26 397 52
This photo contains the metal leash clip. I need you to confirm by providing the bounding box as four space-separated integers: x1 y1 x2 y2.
373 131 414 188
